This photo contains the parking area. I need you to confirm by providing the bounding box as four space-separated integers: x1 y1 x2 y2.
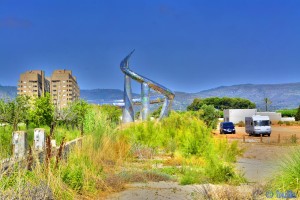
215 125 300 182
216 125 300 144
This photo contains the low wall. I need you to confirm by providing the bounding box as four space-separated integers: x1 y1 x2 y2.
281 117 296 122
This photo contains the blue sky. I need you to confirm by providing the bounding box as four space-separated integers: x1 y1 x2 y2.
0 0 300 92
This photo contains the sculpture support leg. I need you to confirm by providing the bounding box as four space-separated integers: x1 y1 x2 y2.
141 82 150 121
159 99 173 120
122 74 134 123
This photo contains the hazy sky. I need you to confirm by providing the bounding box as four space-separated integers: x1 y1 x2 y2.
1 0 300 92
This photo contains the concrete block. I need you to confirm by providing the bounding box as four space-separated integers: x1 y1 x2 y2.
34 128 45 151
12 131 27 158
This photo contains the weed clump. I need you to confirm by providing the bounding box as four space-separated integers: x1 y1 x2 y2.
269 148 300 195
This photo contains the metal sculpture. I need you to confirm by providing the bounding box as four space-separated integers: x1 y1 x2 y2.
120 50 175 123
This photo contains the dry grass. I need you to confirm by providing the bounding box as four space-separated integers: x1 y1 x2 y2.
193 184 265 200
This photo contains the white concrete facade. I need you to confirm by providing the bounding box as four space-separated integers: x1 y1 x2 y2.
224 109 257 123
224 109 283 123
256 112 282 123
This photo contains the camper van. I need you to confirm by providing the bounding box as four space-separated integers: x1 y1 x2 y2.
245 115 271 136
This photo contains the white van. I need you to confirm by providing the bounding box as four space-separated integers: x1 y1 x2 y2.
245 115 271 136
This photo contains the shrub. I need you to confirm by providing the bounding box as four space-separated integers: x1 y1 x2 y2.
277 109 297 117
290 134 297 144
236 121 245 127
278 121 283 126
198 104 219 129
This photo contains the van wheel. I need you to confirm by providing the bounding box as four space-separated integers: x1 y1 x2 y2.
267 134 270 137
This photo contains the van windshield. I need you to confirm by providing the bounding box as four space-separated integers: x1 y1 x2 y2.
254 120 270 126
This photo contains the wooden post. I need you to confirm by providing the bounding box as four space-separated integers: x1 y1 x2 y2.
278 134 280 144
243 135 245 143
260 134 263 143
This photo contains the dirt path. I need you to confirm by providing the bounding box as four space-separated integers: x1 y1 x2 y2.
224 126 299 183
236 143 292 183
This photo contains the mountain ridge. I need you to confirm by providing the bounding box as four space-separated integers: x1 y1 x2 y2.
1 82 300 111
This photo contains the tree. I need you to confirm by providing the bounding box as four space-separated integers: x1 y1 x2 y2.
198 104 219 129
0 98 10 125
187 98 203 111
264 98 272 111
0 96 31 131
98 104 121 125
295 106 300 121
30 93 54 128
71 100 89 136
187 97 256 111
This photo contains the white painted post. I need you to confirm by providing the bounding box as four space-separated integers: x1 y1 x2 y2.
12 131 27 158
34 128 45 151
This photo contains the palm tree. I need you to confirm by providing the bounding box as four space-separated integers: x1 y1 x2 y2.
264 98 272 111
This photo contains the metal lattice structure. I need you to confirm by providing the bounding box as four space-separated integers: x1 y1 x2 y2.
120 51 175 123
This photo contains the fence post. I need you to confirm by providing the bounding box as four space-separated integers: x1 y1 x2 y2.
34 128 45 151
260 134 263 143
12 131 27 158
243 135 245 143
278 134 280 144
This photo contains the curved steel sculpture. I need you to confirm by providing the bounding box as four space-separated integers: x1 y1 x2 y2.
120 50 175 123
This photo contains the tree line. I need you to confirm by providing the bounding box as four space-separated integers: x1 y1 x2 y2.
187 97 256 111
0 93 89 135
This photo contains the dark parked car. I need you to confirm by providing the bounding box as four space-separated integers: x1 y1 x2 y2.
220 122 236 134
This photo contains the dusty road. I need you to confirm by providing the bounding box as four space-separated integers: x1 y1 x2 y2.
219 126 299 183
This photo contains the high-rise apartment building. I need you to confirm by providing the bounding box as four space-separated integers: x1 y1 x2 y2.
49 70 80 108
17 70 50 97
18 69 80 108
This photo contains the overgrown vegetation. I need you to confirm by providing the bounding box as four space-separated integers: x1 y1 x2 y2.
119 111 245 185
0 97 246 199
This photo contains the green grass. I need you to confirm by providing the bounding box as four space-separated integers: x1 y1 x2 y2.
119 111 245 185
269 148 300 195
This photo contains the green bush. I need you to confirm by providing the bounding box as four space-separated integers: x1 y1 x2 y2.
236 121 245 127
277 109 298 117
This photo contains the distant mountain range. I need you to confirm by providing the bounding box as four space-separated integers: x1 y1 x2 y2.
1 82 300 111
